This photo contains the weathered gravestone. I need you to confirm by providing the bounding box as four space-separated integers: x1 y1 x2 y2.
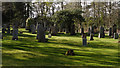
30 24 36 34
109 27 112 36
114 33 119 39
82 33 87 46
48 28 52 38
37 24 46 42
112 24 117 37
98 26 105 38
48 33 52 38
51 26 58 36
12 25 18 40
81 27 84 35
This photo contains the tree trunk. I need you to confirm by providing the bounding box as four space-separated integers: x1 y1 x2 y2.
70 24 75 35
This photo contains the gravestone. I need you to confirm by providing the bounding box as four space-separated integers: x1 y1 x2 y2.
114 33 119 39
113 24 117 34
37 24 46 42
82 33 87 46
90 33 94 40
109 27 112 36
98 26 105 38
81 27 84 34
51 26 58 36
12 26 18 40
112 24 117 37
48 33 52 38
31 24 36 34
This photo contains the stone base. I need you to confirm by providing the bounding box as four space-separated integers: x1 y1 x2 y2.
38 39 48 42
12 38 18 40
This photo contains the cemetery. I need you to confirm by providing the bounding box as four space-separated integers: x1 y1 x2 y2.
1 1 120 67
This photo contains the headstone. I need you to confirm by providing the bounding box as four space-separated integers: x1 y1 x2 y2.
109 27 112 36
82 33 87 46
90 33 94 40
31 24 36 34
81 27 84 34
112 24 117 37
37 24 46 42
98 26 105 38
49 28 51 33
113 24 117 34
51 26 57 36
12 26 18 40
114 33 119 39
48 33 52 38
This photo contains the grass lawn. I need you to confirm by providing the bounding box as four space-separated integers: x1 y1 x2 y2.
2 28 119 67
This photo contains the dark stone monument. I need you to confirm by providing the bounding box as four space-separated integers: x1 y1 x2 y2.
48 33 52 38
31 24 36 34
114 33 119 39
98 26 105 38
113 24 117 34
12 26 18 40
112 24 117 37
51 26 58 36
82 33 87 46
109 27 112 36
37 24 46 42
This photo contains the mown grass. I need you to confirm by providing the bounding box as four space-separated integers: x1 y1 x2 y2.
2 28 119 67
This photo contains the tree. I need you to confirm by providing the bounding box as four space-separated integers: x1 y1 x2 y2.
53 9 85 35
